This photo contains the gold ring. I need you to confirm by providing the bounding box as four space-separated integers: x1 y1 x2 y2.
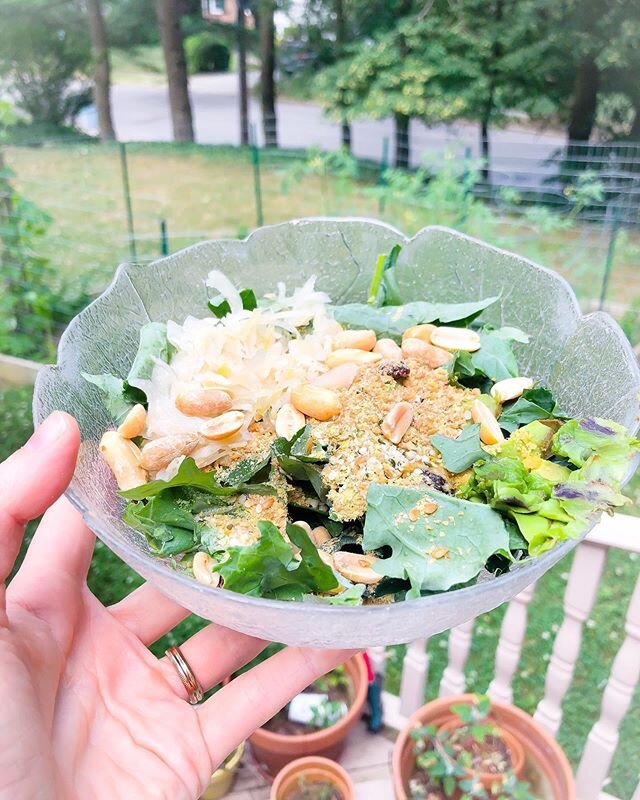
165 645 204 705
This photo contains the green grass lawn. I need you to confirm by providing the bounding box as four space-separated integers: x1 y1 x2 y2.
1 384 638 797
110 45 167 85
5 142 640 313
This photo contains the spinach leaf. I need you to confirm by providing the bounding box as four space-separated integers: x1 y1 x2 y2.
362 483 509 598
430 424 488 473
499 387 567 433
209 288 257 318
447 327 528 386
128 322 171 388
124 497 197 556
119 457 276 500
331 296 499 342
368 244 402 306
214 521 338 599
290 425 329 463
222 453 272 485
273 430 328 500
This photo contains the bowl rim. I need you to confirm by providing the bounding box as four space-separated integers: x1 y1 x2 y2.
33 217 640 622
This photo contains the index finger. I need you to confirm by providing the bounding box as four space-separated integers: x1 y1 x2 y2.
197 646 357 766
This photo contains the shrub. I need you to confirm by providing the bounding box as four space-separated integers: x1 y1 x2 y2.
185 32 231 74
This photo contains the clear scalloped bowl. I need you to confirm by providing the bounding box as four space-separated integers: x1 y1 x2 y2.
33 219 640 647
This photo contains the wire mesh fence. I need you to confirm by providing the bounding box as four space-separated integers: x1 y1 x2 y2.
1 130 640 363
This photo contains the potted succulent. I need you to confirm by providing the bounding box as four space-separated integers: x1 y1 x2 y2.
249 654 368 778
270 756 355 800
201 742 244 799
393 694 576 800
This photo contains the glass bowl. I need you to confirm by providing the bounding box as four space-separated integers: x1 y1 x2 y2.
33 219 640 647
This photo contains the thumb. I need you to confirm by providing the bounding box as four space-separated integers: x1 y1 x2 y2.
0 412 80 585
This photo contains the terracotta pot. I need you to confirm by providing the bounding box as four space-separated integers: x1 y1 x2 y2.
438 718 525 790
392 694 576 800
250 654 368 779
270 756 355 800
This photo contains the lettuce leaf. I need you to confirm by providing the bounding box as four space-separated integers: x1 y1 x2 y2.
213 521 338 599
273 428 328 500
430 424 487 473
331 297 499 342
447 327 528 387
362 483 509 598
552 418 640 483
127 322 171 389
209 288 257 318
120 457 276 500
82 373 136 422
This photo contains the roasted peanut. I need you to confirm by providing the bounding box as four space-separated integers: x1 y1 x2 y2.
401 337 452 368
99 431 147 490
333 552 382 585
118 404 147 439
310 525 332 546
140 433 199 471
175 387 233 417
313 362 359 390
192 551 221 587
333 328 376 351
471 399 504 445
291 384 341 421
381 401 414 444
402 324 437 343
275 403 306 440
200 410 245 441
373 338 403 358
490 376 534 404
325 348 382 369
431 327 481 352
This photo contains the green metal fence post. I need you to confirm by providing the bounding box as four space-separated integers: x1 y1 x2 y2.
378 136 389 214
599 203 622 311
250 124 264 228
119 142 137 262
160 218 169 256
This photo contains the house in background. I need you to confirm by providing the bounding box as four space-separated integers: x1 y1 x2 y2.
201 0 254 26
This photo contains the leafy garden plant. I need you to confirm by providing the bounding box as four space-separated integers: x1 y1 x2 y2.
409 696 538 800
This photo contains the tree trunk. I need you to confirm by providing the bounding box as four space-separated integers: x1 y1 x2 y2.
335 0 351 152
629 107 640 141
259 0 277 147
567 55 600 143
155 0 194 142
394 113 410 169
86 0 115 140
480 118 490 185
237 0 249 146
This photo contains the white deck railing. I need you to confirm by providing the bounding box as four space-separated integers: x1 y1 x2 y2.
369 513 640 800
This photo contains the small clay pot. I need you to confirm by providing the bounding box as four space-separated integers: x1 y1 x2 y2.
270 756 355 800
437 717 525 790
249 654 368 779
392 694 576 800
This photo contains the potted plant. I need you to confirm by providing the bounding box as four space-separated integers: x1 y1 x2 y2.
249 654 368 778
270 756 355 800
393 694 576 800
200 742 244 799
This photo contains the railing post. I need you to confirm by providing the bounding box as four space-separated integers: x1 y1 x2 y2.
118 141 137 262
534 540 607 735
159 218 168 256
440 619 474 696
488 582 537 704
575 573 640 800
398 639 429 718
250 124 264 228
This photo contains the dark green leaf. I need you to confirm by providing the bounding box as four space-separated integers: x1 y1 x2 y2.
82 372 131 422
119 457 276 500
147 524 197 556
499 387 567 433
363 484 509 597
273 432 328 500
430 424 487 473
290 425 329 462
208 288 257 318
214 521 338 599
368 244 402 306
222 452 272 485
469 328 523 382
331 296 499 341
123 495 196 535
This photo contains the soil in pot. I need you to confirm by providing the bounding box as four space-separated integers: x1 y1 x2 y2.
263 664 352 737
285 776 344 800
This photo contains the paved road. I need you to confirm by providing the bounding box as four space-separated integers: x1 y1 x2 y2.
79 72 567 184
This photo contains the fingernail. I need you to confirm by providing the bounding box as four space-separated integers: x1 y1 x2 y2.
27 412 69 451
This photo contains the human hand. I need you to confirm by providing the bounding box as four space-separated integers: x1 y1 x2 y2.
0 412 353 800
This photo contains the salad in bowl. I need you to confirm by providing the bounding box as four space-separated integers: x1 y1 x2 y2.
34 220 640 647
86 245 639 607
